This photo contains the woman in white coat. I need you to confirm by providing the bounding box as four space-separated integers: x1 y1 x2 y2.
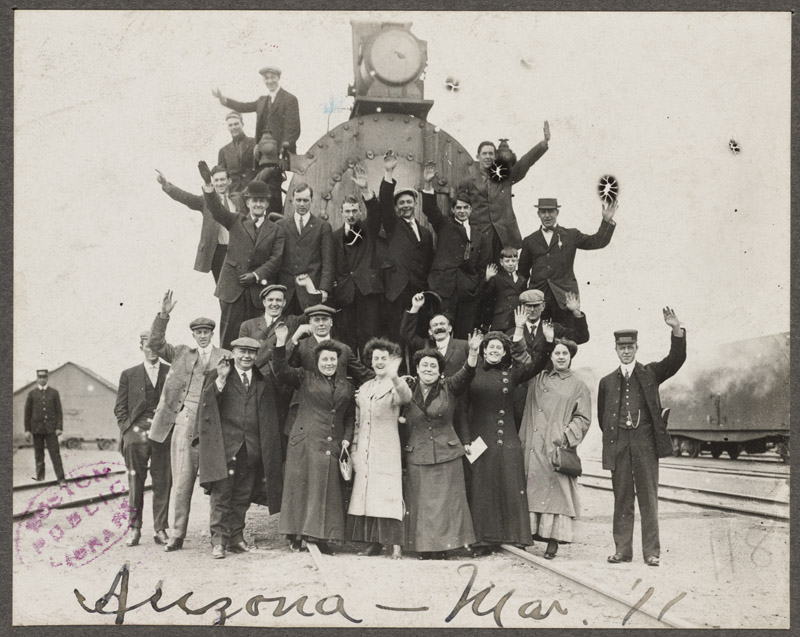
346 338 412 558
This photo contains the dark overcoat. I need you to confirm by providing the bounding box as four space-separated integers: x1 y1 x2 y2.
332 196 383 305
218 134 257 194
478 269 528 331
276 213 335 308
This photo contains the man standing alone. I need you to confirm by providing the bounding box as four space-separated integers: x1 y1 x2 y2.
24 369 66 485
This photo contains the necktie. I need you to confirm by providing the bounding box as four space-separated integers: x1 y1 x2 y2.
266 95 272 112
624 369 630 380
242 372 250 392
408 220 419 242
201 351 209 368
297 215 305 235
221 194 230 211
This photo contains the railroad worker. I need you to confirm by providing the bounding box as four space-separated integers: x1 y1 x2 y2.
347 338 411 559
403 331 483 559
479 247 528 333
332 165 384 355
273 323 356 555
217 111 257 195
276 183 335 316
212 65 301 154
458 121 551 265
598 307 686 567
24 368 66 486
148 290 231 552
400 292 469 376
516 327 591 560
420 163 488 339
518 197 617 329
196 337 283 560
379 151 434 343
114 332 172 548
156 165 241 285
200 162 286 350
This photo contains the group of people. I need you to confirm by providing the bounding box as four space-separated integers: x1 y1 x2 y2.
106 64 687 567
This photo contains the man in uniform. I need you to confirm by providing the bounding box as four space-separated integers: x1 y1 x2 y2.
217 111 257 195
114 332 172 547
518 197 617 329
147 290 230 552
24 369 66 485
459 121 551 264
213 65 301 154
598 307 686 567
197 337 283 559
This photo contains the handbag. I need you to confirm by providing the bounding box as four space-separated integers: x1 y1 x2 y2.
339 445 353 481
553 443 582 477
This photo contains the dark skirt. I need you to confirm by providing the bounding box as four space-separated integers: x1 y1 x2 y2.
346 515 403 546
467 444 532 546
404 458 476 552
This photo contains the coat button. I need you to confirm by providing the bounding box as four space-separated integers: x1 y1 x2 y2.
502 378 509 384
497 429 504 435
499 409 505 415
497 419 504 426
429 436 433 440
325 450 331 456
497 440 504 446
327 436 332 441
502 388 508 394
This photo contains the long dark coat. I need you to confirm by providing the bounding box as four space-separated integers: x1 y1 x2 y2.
272 345 355 541
598 332 687 470
196 367 284 512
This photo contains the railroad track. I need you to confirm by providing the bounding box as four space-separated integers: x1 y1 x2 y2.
583 457 787 481
579 472 789 521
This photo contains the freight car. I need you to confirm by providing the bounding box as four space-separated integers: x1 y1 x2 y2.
662 332 789 462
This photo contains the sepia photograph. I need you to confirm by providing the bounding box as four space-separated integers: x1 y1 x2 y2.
11 9 791 629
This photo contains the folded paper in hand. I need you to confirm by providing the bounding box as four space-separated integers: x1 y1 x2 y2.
464 436 487 464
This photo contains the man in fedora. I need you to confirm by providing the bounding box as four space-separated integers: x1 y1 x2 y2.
24 368 66 486
518 196 617 330
114 331 172 547
598 308 686 567
147 290 231 551
213 65 301 154
197 337 283 559
217 111 257 195
201 165 286 350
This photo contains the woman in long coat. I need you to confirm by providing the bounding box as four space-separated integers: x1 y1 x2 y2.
273 325 355 554
403 331 483 559
347 338 412 558
465 314 554 555
519 336 591 559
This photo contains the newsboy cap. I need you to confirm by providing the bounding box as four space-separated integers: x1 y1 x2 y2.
393 187 419 204
189 317 216 331
519 289 545 304
243 180 270 199
225 111 243 122
259 283 287 299
535 198 561 209
259 65 282 77
139 330 151 343
614 330 638 344
304 304 336 319
230 337 261 351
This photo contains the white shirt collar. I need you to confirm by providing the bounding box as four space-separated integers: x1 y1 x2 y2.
145 362 160 371
436 335 450 352
38 384 48 391
620 362 636 377
237 368 251 382
198 344 213 356
541 225 558 234
313 334 330 343
294 211 309 226
267 87 279 101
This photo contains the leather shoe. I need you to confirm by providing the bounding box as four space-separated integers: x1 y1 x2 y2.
289 539 303 552
315 541 337 556
227 541 250 554
644 556 660 567
358 543 382 557
164 537 184 552
125 529 141 547
607 553 632 564
153 530 169 545
212 544 226 559
470 546 491 558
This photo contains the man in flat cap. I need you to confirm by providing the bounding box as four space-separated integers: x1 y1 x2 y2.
598 307 686 567
24 368 66 485
156 164 242 286
519 196 617 330
197 337 283 559
379 152 434 343
275 183 335 315
147 290 231 552
213 65 301 155
114 332 172 547
421 162 489 339
200 165 286 350
458 121 551 265
218 111 257 195
333 165 384 356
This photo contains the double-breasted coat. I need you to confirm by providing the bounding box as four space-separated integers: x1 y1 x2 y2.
196 367 284 511
24 386 63 434
205 190 285 307
276 213 335 309
272 345 355 541
222 88 300 154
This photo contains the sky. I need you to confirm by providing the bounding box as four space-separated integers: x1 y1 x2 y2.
13 10 791 391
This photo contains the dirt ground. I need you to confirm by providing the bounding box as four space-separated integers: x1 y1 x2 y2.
12 448 790 629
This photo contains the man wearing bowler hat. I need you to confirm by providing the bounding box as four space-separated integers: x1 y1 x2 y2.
114 331 172 547
213 65 301 154
147 290 231 551
598 308 686 567
197 337 283 559
519 196 617 330
201 165 286 350
217 111 257 195
24 368 66 485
